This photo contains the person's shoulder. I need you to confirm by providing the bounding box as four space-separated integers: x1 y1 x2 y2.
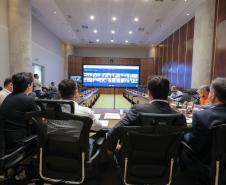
76 104 94 117
132 103 151 112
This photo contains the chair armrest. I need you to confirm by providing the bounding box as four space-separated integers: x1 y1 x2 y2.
20 135 38 146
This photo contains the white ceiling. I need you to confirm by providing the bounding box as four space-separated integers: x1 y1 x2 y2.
31 0 203 48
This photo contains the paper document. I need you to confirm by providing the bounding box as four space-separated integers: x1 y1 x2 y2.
186 118 192 124
94 114 101 120
99 120 109 127
104 113 121 120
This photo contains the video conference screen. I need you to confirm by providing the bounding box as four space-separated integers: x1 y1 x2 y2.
70 75 82 83
83 65 140 87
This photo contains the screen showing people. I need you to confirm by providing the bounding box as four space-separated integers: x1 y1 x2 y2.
70 75 82 83
83 65 139 87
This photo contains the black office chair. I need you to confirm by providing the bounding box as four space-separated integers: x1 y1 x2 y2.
35 99 75 113
138 112 187 126
181 124 226 185
0 114 38 184
28 110 101 184
120 125 188 185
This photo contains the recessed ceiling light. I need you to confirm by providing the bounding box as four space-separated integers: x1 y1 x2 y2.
96 39 100 42
93 29 98 33
53 11 57 14
111 30 115 34
184 0 188 2
134 17 139 22
111 39 114 43
90 15 95 20
112 17 117 21
125 40 129 43
129 31 133 35
186 13 190 16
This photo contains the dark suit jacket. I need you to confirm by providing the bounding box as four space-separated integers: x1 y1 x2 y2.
106 101 187 151
184 104 226 160
0 93 38 146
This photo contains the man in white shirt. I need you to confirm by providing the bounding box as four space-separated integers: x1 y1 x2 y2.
58 79 102 131
0 78 13 106
170 85 183 101
33 74 42 98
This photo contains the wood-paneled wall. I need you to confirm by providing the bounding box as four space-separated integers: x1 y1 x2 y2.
68 56 155 94
154 18 195 89
212 0 226 79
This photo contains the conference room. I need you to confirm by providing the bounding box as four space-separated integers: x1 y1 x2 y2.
1 0 226 185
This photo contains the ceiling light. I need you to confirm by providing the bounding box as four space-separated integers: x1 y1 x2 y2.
111 30 115 34
125 40 129 43
111 39 114 43
112 17 117 21
134 17 139 22
96 39 100 42
184 0 188 2
129 31 133 35
186 13 190 16
53 11 57 14
93 29 98 33
90 15 95 20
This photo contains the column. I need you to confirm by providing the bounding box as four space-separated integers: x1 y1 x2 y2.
191 0 216 88
8 0 32 74
64 44 74 78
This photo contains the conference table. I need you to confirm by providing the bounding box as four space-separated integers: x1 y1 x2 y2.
92 107 194 128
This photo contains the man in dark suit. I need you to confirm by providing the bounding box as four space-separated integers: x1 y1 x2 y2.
0 72 38 147
106 76 186 152
182 77 226 184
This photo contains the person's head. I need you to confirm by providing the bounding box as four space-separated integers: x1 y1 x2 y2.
34 74 39 79
58 79 79 100
208 78 226 105
147 76 170 100
171 86 177 92
12 72 33 94
51 82 55 86
199 85 210 98
4 78 13 92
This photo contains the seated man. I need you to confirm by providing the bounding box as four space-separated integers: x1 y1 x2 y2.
0 72 38 147
170 85 183 101
182 78 226 183
0 78 13 106
199 85 210 106
106 76 187 152
58 79 102 131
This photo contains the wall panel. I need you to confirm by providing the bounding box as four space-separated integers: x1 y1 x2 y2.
68 56 155 94
154 18 195 89
212 0 226 79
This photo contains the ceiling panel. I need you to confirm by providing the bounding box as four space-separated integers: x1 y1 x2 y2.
31 0 203 47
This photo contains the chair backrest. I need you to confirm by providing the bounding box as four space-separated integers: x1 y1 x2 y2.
210 124 226 185
120 125 188 184
28 110 92 182
35 99 74 113
139 112 186 126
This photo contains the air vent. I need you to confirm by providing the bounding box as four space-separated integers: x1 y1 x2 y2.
89 41 95 44
81 25 89 29
138 27 145 31
156 18 161 23
66 15 72 19
32 7 43 18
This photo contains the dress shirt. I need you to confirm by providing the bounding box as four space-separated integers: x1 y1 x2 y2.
61 101 102 131
0 88 11 106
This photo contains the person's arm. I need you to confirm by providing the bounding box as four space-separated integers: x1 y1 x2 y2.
105 105 139 152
